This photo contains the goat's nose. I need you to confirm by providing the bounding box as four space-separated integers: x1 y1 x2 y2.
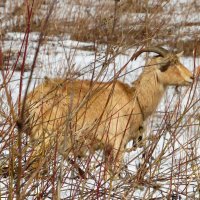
190 76 194 80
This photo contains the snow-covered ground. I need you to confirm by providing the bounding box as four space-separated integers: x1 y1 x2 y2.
0 31 199 199
0 0 200 199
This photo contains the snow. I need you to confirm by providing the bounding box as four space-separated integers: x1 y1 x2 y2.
0 0 200 198
1 32 199 199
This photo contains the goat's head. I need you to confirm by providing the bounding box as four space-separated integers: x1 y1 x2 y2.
135 46 194 86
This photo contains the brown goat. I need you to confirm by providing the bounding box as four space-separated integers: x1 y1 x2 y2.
24 47 194 178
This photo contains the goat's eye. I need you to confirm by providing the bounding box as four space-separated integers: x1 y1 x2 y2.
159 57 171 72
160 62 171 72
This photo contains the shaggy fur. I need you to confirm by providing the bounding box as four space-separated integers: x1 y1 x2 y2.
24 51 193 177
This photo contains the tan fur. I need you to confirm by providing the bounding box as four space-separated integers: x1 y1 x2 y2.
196 66 200 77
24 52 193 177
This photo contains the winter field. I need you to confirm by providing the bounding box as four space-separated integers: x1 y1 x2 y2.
0 0 200 199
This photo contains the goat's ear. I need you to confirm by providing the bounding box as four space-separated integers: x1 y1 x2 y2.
176 51 184 57
159 58 171 72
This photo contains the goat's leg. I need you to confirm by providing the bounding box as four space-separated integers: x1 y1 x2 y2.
104 144 124 179
104 146 112 179
27 136 52 173
112 144 124 176
132 125 146 148
27 145 44 172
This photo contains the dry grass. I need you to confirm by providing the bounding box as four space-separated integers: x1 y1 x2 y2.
0 0 200 199
1 0 200 55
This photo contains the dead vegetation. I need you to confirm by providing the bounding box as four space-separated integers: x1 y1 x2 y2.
0 0 199 199
1 0 200 55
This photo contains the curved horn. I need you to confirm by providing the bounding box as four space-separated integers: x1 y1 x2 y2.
131 46 169 60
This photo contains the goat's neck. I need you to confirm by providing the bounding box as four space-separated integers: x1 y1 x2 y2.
133 70 166 119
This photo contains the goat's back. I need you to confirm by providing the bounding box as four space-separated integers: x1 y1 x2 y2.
25 78 142 153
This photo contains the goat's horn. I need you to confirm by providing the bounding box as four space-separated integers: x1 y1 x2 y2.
131 46 169 60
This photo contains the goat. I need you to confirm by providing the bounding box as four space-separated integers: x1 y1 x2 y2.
196 66 200 78
24 46 194 178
